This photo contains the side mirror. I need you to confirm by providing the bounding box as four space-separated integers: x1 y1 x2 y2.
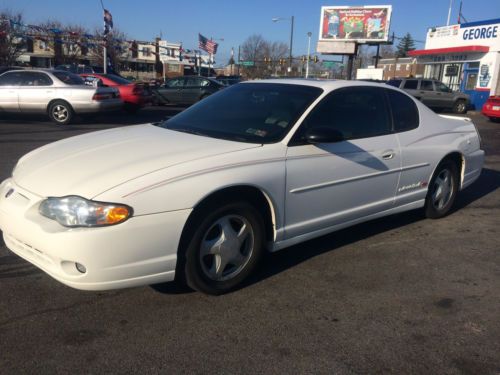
305 127 344 144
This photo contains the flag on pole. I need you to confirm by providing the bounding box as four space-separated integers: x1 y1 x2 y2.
103 9 113 35
198 33 218 55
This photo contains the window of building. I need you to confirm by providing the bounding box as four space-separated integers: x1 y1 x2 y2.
396 64 401 70
386 89 419 132
465 73 478 91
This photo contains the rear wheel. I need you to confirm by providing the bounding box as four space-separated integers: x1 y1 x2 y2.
182 201 264 295
453 99 467 114
424 160 459 219
48 100 74 125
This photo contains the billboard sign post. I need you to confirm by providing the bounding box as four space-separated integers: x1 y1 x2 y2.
317 5 392 79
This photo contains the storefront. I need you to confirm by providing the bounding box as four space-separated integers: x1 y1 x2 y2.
409 18 500 109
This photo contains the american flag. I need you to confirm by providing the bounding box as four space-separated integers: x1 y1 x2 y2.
198 33 218 55
103 9 113 35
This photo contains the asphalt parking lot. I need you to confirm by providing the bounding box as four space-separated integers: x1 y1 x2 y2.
0 108 499 374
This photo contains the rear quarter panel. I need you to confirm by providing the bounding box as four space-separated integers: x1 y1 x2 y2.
396 103 482 206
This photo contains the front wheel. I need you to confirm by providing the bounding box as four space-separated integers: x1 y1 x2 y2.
182 202 264 295
424 160 459 219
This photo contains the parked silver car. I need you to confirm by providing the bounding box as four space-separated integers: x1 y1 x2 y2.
0 69 122 125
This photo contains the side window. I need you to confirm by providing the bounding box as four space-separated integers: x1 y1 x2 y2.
186 77 201 86
21 72 53 86
420 80 434 91
435 82 450 93
403 80 418 89
386 89 419 132
296 87 391 141
166 78 183 88
386 79 402 88
0 72 24 86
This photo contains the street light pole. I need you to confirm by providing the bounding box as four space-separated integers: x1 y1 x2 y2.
289 16 294 73
306 31 312 78
272 16 295 76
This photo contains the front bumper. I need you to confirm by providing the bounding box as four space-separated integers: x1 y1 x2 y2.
0 178 191 291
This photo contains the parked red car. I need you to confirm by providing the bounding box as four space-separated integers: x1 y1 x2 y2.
80 73 151 113
482 96 500 122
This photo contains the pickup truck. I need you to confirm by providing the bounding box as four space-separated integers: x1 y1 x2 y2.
386 78 469 114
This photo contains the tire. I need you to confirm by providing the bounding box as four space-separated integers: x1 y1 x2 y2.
453 99 467 114
424 160 459 219
182 201 265 295
48 100 74 125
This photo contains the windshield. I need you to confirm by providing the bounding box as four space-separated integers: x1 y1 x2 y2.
103 74 132 85
53 71 85 85
160 83 323 143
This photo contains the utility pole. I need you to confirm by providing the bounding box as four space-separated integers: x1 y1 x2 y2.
306 32 312 78
289 15 294 75
447 0 454 25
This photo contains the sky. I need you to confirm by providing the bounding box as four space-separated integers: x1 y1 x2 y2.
1 0 499 66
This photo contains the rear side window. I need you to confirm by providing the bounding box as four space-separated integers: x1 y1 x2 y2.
297 86 392 141
403 80 418 89
386 79 402 88
52 71 85 85
386 89 419 132
420 80 434 91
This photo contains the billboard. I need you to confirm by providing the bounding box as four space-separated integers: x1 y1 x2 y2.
319 5 392 43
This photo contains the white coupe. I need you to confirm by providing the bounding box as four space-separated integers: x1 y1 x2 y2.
0 79 484 294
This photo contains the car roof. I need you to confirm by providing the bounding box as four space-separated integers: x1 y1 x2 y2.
241 78 395 91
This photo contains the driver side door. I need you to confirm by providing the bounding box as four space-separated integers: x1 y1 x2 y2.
284 86 401 239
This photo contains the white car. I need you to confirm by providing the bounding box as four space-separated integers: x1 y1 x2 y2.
0 79 484 294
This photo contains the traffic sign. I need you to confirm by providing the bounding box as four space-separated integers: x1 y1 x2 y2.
240 61 255 66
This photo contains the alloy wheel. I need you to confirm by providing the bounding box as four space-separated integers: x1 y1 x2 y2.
432 169 454 210
199 214 254 282
52 105 68 122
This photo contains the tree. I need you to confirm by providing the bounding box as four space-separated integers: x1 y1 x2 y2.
87 27 128 71
396 33 416 57
0 10 25 66
240 35 290 79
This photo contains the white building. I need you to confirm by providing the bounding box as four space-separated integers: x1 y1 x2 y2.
409 18 500 109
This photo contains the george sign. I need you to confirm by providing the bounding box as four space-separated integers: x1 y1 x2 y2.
319 5 392 43
425 19 500 50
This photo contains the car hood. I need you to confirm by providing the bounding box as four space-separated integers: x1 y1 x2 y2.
13 124 261 198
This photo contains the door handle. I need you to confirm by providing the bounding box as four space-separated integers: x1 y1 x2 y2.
381 151 395 160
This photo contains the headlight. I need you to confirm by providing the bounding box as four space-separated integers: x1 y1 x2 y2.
39 196 132 227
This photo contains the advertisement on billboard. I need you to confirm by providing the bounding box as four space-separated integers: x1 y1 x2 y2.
319 5 392 43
